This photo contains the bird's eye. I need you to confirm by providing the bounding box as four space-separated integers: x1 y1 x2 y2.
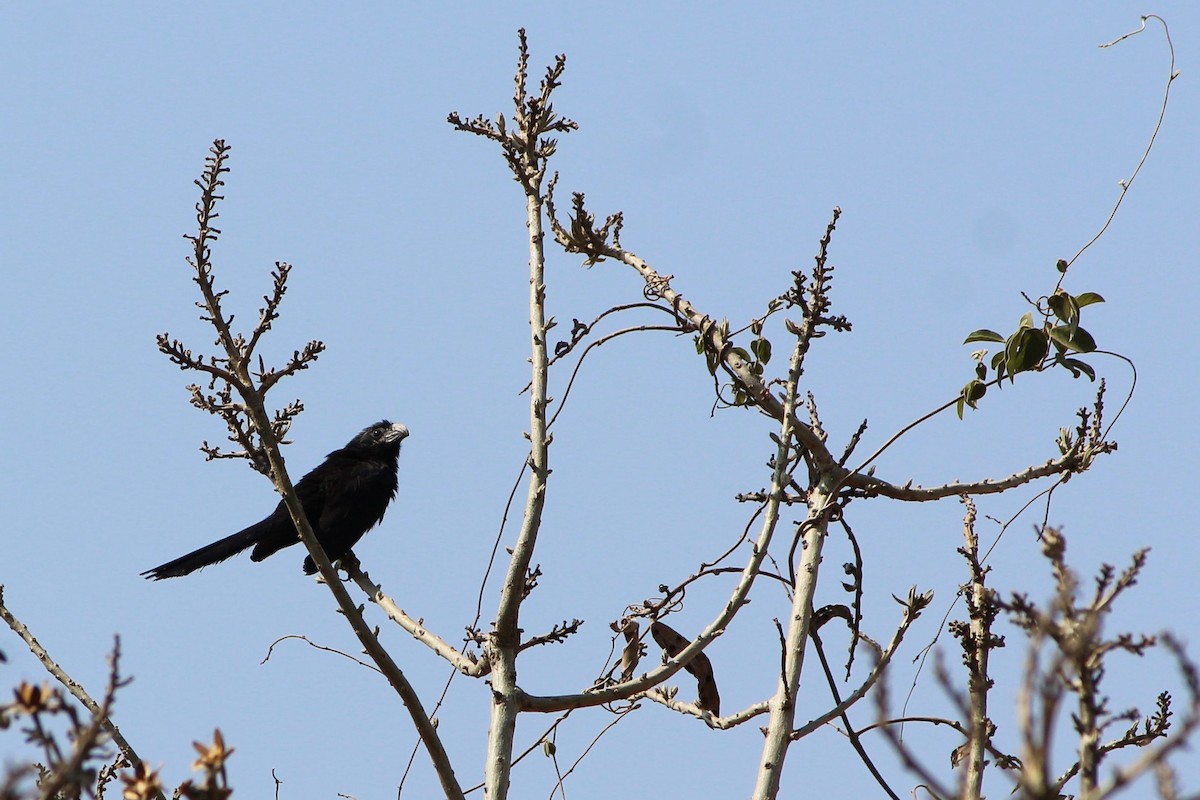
372 428 383 439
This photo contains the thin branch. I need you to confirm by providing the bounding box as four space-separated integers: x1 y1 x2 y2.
791 590 931 740
641 690 770 729
809 631 900 800
344 557 483 676
1062 15 1177 273
547 704 639 798
546 323 684 430
261 633 382 674
461 713 574 796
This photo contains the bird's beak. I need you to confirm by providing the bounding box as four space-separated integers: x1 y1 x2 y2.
388 423 410 442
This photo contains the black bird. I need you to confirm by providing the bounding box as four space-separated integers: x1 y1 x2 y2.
143 420 409 580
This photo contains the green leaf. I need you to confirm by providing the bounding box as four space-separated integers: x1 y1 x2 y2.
964 329 1006 344
694 335 705 355
1056 258 1069 273
1006 328 1049 375
963 379 987 404
1004 332 1021 375
1049 325 1097 353
1069 326 1097 353
1060 357 1096 381
1047 291 1080 327
1047 292 1068 321
1018 311 1035 329
1075 292 1105 307
956 395 966 420
730 347 753 364
756 337 772 365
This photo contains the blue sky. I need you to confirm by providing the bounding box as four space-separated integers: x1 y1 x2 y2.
2 3 1198 797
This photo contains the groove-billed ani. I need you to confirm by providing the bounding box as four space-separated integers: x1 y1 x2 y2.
143 420 409 580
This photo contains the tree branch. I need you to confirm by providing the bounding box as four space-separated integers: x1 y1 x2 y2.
344 557 485 676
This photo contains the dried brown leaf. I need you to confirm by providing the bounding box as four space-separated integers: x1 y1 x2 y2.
651 621 720 715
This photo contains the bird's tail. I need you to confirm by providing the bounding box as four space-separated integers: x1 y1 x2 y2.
141 521 268 580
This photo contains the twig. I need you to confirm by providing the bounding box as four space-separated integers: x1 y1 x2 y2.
261 634 382 674
1063 15 1177 273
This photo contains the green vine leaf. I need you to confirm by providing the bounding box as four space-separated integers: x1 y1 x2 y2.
957 379 988 419
751 337 772 366
1006 328 1049 375
1047 291 1080 327
1049 325 1097 353
964 329 1005 345
1057 357 1097 381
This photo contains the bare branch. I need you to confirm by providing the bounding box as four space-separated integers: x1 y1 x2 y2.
342 556 484 676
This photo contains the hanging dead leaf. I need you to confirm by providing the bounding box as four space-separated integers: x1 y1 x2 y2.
651 621 720 715
811 604 851 632
616 617 643 680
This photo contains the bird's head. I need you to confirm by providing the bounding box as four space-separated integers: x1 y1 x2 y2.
350 420 410 450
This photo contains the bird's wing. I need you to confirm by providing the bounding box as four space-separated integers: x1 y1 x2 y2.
307 457 397 563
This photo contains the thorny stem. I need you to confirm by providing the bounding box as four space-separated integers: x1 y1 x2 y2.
187 142 241 380
443 31 572 799
960 499 993 799
485 185 551 800
1077 668 1101 798
751 319 830 800
753 503 832 800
